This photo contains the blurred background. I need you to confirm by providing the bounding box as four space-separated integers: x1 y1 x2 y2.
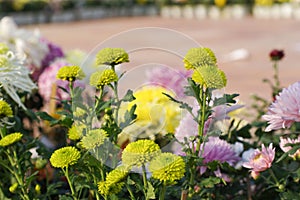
1 0 300 105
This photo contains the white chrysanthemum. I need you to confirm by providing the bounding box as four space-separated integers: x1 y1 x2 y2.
0 49 37 108
0 17 48 69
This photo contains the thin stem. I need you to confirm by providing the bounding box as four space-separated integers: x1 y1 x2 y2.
196 89 207 155
142 165 149 200
269 168 279 186
63 167 77 200
159 182 167 200
126 183 136 200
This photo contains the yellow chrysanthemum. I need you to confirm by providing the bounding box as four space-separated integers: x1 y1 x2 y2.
0 132 22 147
68 124 85 141
183 47 217 70
127 86 180 134
149 152 185 184
192 65 227 89
255 0 273 6
73 107 86 118
122 139 161 167
49 146 80 168
81 129 108 150
96 48 129 66
89 69 118 89
0 43 9 54
56 65 85 82
0 100 13 118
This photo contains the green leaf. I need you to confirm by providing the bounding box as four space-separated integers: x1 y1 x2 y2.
146 182 156 199
119 104 137 129
36 111 56 122
0 187 10 200
199 177 221 188
213 93 239 106
59 195 73 200
122 89 136 102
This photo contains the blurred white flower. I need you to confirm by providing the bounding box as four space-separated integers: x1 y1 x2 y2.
0 48 37 108
0 17 48 70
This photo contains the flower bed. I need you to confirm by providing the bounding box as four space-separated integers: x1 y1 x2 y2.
0 16 300 200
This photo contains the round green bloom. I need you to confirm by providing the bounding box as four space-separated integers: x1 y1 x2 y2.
122 139 161 167
81 129 108 150
149 152 185 184
89 69 118 89
106 166 129 186
192 65 227 89
68 124 85 141
0 43 9 54
96 48 129 66
183 47 217 70
0 132 22 147
50 146 80 168
56 65 85 82
0 100 13 118
0 57 8 67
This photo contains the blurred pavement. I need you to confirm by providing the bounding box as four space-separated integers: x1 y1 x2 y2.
24 16 300 105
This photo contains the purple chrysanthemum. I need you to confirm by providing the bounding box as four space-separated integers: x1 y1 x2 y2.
262 81 300 132
146 66 191 98
41 39 64 69
38 59 84 102
199 137 241 174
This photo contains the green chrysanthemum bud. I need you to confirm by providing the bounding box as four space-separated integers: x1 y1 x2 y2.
0 43 9 54
149 152 185 184
122 139 161 167
49 146 80 168
183 47 217 70
89 69 118 89
81 129 108 150
9 183 18 193
35 158 48 169
192 65 227 89
0 132 22 147
96 48 129 66
56 65 85 82
0 57 8 67
0 100 13 118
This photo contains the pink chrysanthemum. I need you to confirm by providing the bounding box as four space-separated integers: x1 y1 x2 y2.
38 59 84 102
279 136 300 159
242 143 275 179
146 66 191 98
262 81 300 132
199 137 241 174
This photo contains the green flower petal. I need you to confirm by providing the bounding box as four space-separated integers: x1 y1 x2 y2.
96 48 129 66
0 132 22 147
81 129 108 150
0 43 9 54
192 65 227 89
149 152 185 184
89 69 118 89
122 139 161 167
50 146 80 168
183 47 217 70
56 65 85 82
0 100 13 118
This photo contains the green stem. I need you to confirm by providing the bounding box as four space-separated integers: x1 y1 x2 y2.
63 167 77 200
159 182 167 200
269 168 279 186
126 183 136 200
142 165 149 200
196 89 207 155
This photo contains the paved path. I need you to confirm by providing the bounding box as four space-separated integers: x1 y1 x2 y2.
24 16 300 104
